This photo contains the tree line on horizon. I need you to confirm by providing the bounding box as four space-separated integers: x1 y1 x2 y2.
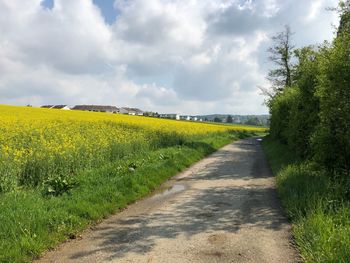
264 0 350 175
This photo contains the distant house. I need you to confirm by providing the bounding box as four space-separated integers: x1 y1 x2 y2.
52 105 70 110
191 116 198 121
72 105 119 113
160 114 180 120
119 107 144 116
143 111 160 117
180 115 191 121
41 105 70 110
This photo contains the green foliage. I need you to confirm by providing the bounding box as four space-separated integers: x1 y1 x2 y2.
244 117 261 126
313 33 350 174
337 0 350 36
43 175 78 197
287 46 320 157
0 131 250 263
263 136 350 263
213 117 222 123
0 160 19 193
269 87 299 144
267 14 350 174
268 45 321 157
267 25 295 93
148 131 186 149
265 11 350 261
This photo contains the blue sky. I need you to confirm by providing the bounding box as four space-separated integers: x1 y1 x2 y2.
42 0 117 24
0 0 340 114
41 0 54 9
92 0 117 24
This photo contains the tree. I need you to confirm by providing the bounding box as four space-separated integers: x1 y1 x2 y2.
213 117 222 123
264 1 350 175
269 88 298 143
336 0 350 36
267 25 295 95
245 117 261 127
287 46 321 157
226 115 233 123
312 30 350 174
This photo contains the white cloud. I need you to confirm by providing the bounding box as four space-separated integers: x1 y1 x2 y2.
305 0 325 22
113 0 206 48
0 0 340 115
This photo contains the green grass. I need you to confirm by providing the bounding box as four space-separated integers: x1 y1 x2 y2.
0 131 255 263
262 135 350 263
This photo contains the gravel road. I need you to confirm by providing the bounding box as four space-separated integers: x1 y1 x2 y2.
37 137 300 263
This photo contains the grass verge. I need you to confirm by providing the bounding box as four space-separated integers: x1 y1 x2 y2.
0 131 254 263
262 135 350 263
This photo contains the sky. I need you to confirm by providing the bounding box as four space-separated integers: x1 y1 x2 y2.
0 0 340 115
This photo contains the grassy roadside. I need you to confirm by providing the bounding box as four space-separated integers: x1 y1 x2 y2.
0 131 253 263
262 135 350 263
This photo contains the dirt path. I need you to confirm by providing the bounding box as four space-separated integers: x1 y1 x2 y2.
37 137 300 263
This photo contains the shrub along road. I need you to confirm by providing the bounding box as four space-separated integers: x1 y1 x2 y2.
37 137 299 263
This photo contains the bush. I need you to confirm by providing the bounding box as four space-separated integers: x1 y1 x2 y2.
43 175 78 197
269 87 299 144
263 137 350 263
287 47 320 157
313 33 350 174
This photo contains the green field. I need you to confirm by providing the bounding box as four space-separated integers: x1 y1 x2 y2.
0 105 264 262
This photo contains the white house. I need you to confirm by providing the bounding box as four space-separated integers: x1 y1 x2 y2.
180 115 191 121
72 105 119 113
52 105 71 110
41 105 71 110
119 107 144 115
160 113 180 120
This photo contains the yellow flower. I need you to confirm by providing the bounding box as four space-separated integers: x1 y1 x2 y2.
0 104 266 185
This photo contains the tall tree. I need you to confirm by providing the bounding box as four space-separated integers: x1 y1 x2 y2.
337 0 350 36
267 25 295 94
287 46 320 157
313 11 350 174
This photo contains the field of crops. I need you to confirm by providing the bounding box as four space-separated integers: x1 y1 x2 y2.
0 105 265 194
0 104 266 262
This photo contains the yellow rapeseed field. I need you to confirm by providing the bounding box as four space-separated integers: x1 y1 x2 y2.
0 104 265 192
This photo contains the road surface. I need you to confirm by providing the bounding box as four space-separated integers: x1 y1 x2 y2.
37 137 300 263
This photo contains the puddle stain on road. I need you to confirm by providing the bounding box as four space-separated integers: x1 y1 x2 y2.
150 184 186 200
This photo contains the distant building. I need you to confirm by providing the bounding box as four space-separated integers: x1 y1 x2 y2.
41 105 54 109
180 115 191 121
191 116 198 121
41 105 70 110
119 107 144 116
143 111 160 117
72 105 119 113
52 105 70 110
160 114 180 120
